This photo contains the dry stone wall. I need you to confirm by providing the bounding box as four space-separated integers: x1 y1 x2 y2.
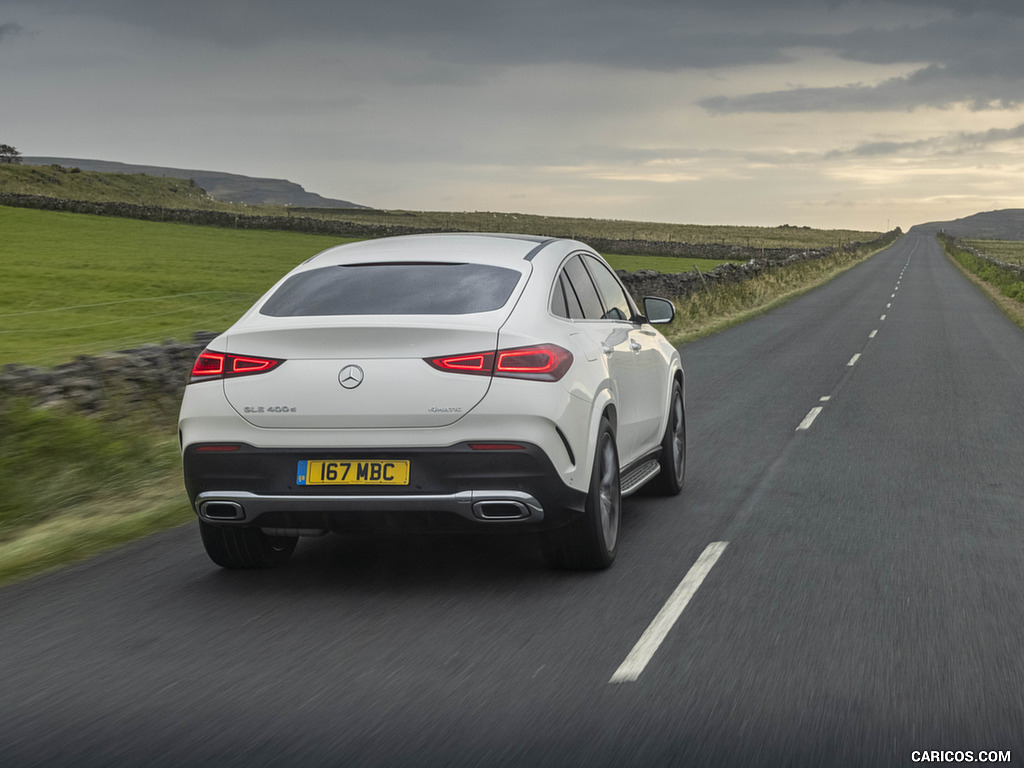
955 239 1024 278
0 332 218 414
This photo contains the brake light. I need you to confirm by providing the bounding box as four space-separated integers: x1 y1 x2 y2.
189 350 284 382
431 352 494 374
426 344 572 382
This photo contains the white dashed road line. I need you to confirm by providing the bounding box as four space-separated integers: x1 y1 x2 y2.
869 330 878 339
797 406 824 431
610 542 729 684
847 353 861 366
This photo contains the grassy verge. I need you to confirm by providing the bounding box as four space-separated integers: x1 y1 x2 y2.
662 235 901 344
0 400 190 586
939 235 1024 331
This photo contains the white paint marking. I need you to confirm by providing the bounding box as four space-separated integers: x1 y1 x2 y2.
610 542 729 684
880 314 887 321
820 396 831 402
847 353 861 366
869 330 878 338
887 303 891 308
797 406 824 431
891 293 896 298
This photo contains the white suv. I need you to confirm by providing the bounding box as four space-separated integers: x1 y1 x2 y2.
179 233 685 570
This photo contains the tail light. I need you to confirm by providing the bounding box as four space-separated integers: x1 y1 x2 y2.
189 350 284 383
426 344 573 382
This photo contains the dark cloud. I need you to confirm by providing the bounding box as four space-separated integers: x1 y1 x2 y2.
700 66 1024 113
700 12 1024 112
0 22 23 42
24 0 806 71
20 1 1024 113
829 122 1024 158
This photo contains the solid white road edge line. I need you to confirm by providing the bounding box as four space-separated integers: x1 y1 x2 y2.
796 406 824 431
609 542 729 684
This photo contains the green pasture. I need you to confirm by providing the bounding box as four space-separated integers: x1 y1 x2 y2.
964 239 1024 267
0 206 731 366
603 252 733 273
1 207 355 366
0 163 236 210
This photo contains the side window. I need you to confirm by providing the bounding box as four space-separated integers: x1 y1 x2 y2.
584 256 633 321
550 271 585 319
550 273 569 318
562 256 606 319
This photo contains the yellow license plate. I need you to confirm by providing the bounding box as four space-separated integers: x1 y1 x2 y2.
298 459 410 486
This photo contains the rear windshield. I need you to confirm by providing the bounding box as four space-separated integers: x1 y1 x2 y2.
260 262 523 317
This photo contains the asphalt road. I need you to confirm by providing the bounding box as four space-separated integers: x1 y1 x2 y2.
4 233 1024 767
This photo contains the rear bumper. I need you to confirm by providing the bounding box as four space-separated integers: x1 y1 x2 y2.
183 442 586 534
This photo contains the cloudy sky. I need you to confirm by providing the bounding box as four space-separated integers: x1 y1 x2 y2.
4 0 1024 231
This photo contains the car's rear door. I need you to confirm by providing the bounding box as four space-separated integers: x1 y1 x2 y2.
582 255 669 453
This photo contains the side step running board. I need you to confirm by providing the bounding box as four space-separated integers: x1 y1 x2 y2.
620 459 661 497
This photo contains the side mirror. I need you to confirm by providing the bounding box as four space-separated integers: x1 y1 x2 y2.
642 296 676 325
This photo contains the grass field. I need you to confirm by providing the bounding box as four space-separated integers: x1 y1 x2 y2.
964 239 1024 266
0 206 735 366
1 207 357 366
0 163 237 210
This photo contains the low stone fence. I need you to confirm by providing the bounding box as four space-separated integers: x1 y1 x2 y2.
0 332 218 414
953 238 1024 278
615 238 883 300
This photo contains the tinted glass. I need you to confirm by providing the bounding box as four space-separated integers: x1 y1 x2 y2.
550 273 569 317
562 256 605 320
551 271 586 319
585 256 633 321
561 272 585 319
260 263 522 316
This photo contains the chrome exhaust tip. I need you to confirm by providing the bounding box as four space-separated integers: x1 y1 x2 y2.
472 499 532 521
199 500 245 521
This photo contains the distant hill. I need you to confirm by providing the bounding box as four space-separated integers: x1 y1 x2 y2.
909 209 1024 240
22 157 369 209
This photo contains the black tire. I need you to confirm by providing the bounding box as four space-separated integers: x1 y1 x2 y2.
544 417 621 570
648 378 686 496
199 520 297 569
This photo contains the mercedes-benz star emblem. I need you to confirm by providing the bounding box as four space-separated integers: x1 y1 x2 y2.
338 364 364 390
